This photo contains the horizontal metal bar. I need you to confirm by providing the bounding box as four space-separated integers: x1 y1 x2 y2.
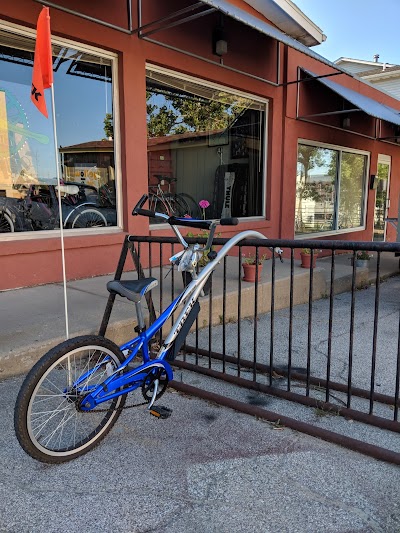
127 234 400 253
140 8 216 38
175 359 400 433
34 0 132 34
298 108 360 119
170 380 400 466
281 71 344 87
184 345 399 407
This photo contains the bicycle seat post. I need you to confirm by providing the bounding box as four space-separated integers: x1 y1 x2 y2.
134 301 145 333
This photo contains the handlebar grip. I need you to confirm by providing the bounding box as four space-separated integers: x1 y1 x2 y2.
132 195 148 215
220 218 239 226
168 216 211 230
134 208 157 218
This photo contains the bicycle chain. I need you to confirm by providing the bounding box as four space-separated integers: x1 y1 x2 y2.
80 399 149 414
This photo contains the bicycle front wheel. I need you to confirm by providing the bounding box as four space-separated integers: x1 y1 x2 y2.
14 335 126 463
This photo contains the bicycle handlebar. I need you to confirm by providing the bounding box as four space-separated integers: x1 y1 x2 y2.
132 195 238 230
168 216 238 230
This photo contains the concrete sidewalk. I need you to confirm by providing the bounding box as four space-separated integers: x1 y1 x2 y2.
0 250 399 378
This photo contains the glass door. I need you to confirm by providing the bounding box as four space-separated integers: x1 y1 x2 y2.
373 156 391 241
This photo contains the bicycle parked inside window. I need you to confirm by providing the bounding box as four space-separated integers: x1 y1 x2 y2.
148 174 201 221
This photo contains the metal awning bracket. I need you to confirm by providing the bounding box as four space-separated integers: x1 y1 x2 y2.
298 108 361 119
137 1 216 38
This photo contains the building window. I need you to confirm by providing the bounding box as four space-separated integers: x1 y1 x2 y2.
0 24 118 234
295 142 368 235
146 66 267 223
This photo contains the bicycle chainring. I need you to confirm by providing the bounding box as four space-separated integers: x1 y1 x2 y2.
141 368 169 402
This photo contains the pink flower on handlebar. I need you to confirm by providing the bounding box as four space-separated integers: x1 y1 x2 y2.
198 199 210 220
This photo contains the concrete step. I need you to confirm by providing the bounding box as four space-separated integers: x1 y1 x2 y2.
1 251 398 379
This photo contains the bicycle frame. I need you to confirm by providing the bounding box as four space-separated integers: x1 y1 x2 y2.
78 228 265 411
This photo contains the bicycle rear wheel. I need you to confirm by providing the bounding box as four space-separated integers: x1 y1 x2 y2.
148 194 170 220
165 193 190 217
178 193 202 219
14 335 126 463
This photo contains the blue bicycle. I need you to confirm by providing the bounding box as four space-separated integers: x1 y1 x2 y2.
14 195 271 463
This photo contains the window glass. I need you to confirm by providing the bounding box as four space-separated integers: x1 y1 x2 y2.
296 145 337 234
295 143 367 235
0 27 117 234
338 152 367 230
146 67 266 223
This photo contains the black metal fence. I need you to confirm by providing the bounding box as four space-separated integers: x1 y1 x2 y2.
101 234 400 464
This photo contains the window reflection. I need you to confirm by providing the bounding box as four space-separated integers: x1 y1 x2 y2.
296 144 367 235
296 145 336 234
0 28 117 234
146 67 266 223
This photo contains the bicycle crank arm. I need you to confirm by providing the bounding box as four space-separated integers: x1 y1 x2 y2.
147 379 159 409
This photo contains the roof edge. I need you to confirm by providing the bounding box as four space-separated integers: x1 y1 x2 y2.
244 0 326 46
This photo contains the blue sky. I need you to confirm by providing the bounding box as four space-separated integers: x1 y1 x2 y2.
293 0 400 65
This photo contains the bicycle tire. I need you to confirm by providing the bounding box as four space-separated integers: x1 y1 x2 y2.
14 335 126 463
148 194 170 219
0 207 15 232
70 207 107 229
178 193 202 219
165 193 190 217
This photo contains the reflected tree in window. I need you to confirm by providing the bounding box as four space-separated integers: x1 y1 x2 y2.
296 143 367 235
296 145 335 233
337 152 366 229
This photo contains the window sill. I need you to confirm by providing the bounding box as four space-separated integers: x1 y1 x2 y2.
294 227 366 240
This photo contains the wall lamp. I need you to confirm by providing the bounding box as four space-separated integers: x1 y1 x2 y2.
213 26 228 57
341 116 351 129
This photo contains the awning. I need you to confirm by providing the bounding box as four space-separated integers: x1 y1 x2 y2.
301 68 400 127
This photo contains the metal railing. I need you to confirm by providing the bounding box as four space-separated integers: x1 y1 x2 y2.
100 234 400 464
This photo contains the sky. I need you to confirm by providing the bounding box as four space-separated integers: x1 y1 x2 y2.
292 0 400 65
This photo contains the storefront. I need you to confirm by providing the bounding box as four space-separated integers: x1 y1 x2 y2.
1 0 400 290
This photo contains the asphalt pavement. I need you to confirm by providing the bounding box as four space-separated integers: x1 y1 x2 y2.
1 373 400 533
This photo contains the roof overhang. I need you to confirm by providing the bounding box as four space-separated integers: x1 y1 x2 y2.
300 68 400 126
297 68 400 142
243 0 326 46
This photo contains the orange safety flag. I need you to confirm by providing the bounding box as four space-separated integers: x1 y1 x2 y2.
31 7 53 117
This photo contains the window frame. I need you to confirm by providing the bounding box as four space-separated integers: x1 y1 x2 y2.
0 18 122 241
145 63 269 226
295 139 370 238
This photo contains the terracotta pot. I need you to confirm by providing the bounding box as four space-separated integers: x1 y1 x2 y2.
242 263 263 282
300 252 317 268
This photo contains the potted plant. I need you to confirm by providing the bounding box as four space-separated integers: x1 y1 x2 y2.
300 248 320 268
355 250 372 268
242 252 267 282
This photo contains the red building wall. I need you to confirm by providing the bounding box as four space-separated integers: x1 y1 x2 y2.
1 0 400 290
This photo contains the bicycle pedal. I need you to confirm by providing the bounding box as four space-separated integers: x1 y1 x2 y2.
149 406 172 419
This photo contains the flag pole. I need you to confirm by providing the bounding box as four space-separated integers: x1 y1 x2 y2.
31 6 68 339
51 84 69 340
